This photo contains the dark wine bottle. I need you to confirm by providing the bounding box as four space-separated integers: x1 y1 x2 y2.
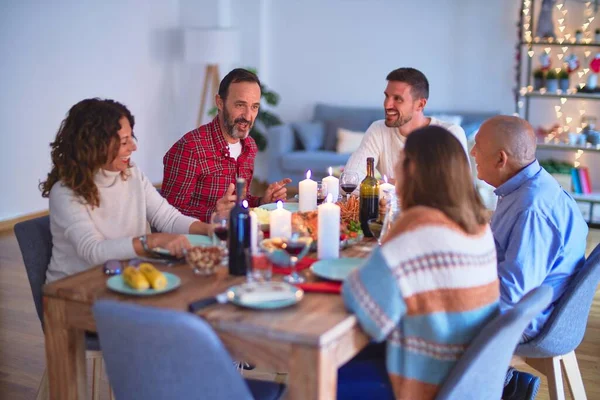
228 178 251 276
359 157 379 237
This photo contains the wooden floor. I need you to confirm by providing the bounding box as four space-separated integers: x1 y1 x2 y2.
1 230 599 400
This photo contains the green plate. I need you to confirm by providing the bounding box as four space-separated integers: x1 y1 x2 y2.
226 282 303 309
311 258 363 281
153 234 213 255
258 202 299 212
106 272 181 296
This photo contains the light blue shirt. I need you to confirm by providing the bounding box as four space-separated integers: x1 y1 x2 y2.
491 160 588 339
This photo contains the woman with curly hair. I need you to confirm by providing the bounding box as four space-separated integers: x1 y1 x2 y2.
41 98 210 282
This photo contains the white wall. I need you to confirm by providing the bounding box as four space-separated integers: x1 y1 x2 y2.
0 0 536 220
0 0 182 220
267 0 519 122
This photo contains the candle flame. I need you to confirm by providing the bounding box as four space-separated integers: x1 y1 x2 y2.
242 200 249 209
383 175 388 184
328 166 332 176
326 193 333 203
276 200 283 210
306 170 312 180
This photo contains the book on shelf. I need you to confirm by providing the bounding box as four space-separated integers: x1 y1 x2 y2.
571 168 582 194
579 167 593 194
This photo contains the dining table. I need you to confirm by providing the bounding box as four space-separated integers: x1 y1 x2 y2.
42 237 378 400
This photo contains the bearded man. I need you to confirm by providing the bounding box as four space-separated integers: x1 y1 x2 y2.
344 67 468 182
162 68 290 222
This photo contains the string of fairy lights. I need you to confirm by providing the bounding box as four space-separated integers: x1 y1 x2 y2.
519 0 599 167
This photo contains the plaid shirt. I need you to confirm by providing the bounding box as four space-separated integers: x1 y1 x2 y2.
162 117 260 222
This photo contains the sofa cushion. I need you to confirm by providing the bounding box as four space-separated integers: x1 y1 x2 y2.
292 122 325 151
281 151 351 176
323 117 372 151
336 128 365 154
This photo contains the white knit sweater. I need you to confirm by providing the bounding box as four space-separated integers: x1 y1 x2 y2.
343 118 468 182
46 165 197 282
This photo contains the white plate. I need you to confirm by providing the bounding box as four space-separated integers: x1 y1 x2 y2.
226 282 303 309
311 258 363 281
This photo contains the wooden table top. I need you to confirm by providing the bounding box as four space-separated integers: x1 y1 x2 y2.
43 238 378 347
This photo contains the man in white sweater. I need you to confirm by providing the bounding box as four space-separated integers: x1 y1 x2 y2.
344 68 468 182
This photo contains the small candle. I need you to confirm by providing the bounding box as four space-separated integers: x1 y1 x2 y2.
322 167 340 203
299 169 317 212
269 201 291 239
249 210 259 254
378 175 394 199
318 194 340 260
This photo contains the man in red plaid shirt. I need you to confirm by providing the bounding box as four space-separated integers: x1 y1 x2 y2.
162 68 291 222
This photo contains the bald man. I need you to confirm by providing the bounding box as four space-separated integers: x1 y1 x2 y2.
472 116 588 400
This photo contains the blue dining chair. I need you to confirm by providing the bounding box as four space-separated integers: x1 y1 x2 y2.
14 215 108 400
337 286 553 400
93 300 286 400
513 243 600 400
436 285 553 399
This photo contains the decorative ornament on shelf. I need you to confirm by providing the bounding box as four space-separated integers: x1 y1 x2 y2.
536 0 557 39
583 54 600 92
558 68 570 92
565 54 580 73
546 69 559 92
540 53 552 71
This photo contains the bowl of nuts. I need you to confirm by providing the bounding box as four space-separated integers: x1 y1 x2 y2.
185 246 224 275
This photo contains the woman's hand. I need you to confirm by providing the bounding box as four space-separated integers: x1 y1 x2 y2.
147 233 192 258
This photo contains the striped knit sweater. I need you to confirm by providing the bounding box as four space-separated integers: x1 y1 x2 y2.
342 206 499 400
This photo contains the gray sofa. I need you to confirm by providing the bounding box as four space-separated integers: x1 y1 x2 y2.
264 103 498 183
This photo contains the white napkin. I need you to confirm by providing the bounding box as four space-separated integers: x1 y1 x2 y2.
239 290 296 304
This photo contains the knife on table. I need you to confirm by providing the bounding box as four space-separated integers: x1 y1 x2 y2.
188 292 229 313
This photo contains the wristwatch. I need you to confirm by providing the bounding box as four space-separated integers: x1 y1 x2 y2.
138 235 150 253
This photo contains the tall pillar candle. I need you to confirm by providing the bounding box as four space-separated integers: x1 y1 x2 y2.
249 210 259 254
269 201 291 239
322 167 340 202
318 194 340 259
378 175 395 199
299 169 317 212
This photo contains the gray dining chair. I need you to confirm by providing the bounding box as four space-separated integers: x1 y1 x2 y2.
14 215 109 400
512 243 600 400
93 300 286 400
436 285 554 400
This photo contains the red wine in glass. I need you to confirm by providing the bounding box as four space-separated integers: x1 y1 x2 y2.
341 184 357 194
282 240 305 256
317 196 326 205
214 226 228 241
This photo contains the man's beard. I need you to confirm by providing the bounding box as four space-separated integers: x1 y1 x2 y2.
385 110 412 128
223 106 253 140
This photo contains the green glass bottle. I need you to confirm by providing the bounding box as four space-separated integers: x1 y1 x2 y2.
359 157 379 237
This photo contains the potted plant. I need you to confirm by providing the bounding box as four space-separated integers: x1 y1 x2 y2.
596 28 600 43
576 29 583 43
558 69 569 92
546 69 558 92
208 68 282 151
533 69 545 90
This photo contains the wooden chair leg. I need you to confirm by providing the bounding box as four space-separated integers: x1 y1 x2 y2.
561 351 587 400
91 357 102 400
546 357 566 400
36 367 49 400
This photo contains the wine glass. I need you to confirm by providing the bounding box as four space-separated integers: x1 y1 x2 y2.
281 227 312 284
316 182 329 205
211 212 229 264
340 171 360 202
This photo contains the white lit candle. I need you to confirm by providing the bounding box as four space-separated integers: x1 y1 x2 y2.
299 169 318 212
249 210 259 254
378 175 394 199
322 167 340 203
318 194 340 259
269 201 291 239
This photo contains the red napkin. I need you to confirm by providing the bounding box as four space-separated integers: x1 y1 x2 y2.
272 257 317 275
295 281 342 294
